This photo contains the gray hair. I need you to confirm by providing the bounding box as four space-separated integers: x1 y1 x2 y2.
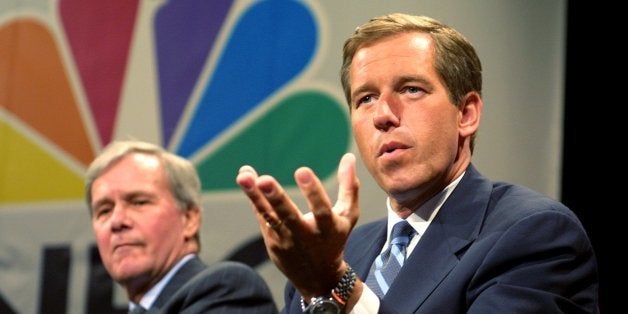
85 140 203 243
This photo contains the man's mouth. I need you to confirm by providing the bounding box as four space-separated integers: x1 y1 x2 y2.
379 141 409 156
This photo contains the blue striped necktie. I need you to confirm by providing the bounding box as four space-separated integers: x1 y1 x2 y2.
365 220 416 297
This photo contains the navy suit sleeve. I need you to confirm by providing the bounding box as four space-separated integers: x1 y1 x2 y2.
467 210 598 313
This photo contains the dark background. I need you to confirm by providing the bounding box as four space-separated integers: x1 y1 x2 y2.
563 2 609 312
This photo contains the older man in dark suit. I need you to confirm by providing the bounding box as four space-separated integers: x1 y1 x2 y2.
87 140 277 313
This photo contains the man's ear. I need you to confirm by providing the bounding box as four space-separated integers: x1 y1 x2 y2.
183 205 201 240
459 91 482 137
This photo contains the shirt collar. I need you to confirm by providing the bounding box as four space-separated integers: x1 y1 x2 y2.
133 253 196 310
385 171 465 240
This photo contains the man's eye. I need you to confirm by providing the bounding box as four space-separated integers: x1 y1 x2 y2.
405 86 421 94
356 95 373 108
132 199 149 206
94 207 111 217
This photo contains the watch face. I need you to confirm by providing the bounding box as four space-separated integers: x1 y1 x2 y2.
310 299 341 314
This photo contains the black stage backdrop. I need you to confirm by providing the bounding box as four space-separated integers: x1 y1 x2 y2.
563 2 609 312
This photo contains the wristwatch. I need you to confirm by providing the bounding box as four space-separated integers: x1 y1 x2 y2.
303 296 341 314
302 265 356 314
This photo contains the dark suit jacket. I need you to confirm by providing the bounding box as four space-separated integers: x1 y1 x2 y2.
147 256 277 314
283 164 598 313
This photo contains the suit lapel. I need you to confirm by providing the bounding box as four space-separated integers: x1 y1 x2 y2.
345 220 387 280
382 164 492 311
151 256 206 309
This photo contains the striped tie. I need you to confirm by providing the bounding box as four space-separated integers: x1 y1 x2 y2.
365 220 415 297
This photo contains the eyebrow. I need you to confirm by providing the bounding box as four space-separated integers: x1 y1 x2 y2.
91 191 154 208
91 198 112 212
351 75 433 100
395 75 432 88
351 83 374 102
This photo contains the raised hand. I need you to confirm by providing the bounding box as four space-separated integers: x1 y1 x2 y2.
236 153 361 298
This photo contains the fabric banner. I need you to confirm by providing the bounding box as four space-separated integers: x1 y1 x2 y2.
0 1 565 312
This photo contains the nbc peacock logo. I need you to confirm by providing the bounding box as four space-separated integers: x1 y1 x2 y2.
0 0 350 205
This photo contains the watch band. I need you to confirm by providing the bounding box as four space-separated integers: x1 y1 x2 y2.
331 265 356 305
300 264 357 311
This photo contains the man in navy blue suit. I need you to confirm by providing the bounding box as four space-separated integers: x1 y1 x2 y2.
236 13 599 313
87 140 277 313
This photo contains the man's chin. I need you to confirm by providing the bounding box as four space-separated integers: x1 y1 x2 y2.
111 259 149 283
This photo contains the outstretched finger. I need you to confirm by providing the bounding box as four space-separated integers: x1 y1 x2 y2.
294 166 333 231
335 153 360 224
236 166 282 229
255 174 303 231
